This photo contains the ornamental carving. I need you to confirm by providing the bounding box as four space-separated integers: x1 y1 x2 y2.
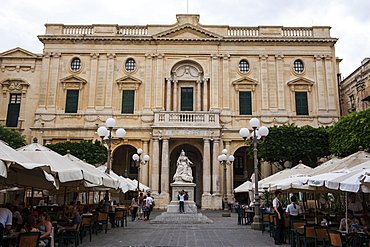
1 79 30 95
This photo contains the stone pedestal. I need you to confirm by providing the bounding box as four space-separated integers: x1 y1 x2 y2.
151 181 213 224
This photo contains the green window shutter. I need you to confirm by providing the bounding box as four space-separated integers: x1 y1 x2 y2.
181 87 193 111
122 90 134 114
6 94 21 127
65 90 79 113
295 92 308 115
239 91 252 115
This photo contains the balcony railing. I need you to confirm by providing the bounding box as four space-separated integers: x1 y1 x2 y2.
154 111 220 126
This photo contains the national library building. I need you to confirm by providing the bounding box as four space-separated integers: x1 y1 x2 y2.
0 14 341 209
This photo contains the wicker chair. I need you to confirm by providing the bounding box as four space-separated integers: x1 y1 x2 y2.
16 232 41 247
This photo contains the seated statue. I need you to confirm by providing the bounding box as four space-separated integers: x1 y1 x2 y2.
173 150 193 183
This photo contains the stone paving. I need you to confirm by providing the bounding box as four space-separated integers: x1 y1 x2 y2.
79 210 290 247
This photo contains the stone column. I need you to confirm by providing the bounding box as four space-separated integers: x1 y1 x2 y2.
196 79 201 111
212 138 221 195
96 55 107 107
224 140 233 198
88 53 99 110
144 54 153 110
150 138 160 194
210 55 219 109
154 54 165 109
38 52 51 108
222 54 230 110
48 53 61 108
203 77 209 111
166 77 172 111
173 80 178 111
315 55 326 111
260 54 269 110
202 138 211 195
325 55 337 111
275 55 285 110
105 53 115 108
141 139 150 186
160 138 170 196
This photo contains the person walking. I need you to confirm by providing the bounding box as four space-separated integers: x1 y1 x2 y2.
131 195 139 221
137 192 144 220
273 190 285 245
178 190 185 213
146 193 154 220
142 196 150 221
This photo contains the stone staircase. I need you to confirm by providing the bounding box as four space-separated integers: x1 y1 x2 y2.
150 212 213 224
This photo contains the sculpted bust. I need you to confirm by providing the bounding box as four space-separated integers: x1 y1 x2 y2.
173 150 193 183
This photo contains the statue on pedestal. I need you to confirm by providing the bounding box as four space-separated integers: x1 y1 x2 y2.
173 150 193 183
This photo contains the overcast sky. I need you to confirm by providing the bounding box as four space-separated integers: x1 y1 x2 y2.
1 0 369 78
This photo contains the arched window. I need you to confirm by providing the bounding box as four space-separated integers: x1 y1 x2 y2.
293 60 304 74
70 58 82 71
238 60 250 73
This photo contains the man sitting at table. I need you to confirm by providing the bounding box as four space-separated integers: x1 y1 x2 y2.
60 207 81 230
339 209 359 232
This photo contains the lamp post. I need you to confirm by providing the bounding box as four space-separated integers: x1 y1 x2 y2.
218 149 235 217
239 118 269 230
132 148 150 192
97 118 126 211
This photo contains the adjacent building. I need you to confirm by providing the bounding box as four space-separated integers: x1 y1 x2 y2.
0 14 341 209
339 58 370 116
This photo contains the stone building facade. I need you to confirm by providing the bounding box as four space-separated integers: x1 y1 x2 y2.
340 58 370 116
0 14 341 209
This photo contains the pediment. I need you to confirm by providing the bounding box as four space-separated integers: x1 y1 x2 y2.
287 77 315 91
116 76 142 90
1 79 30 95
232 77 259 91
60 75 87 89
153 24 222 40
0 47 38 58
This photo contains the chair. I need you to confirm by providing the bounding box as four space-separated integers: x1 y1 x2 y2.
94 212 108 235
290 220 306 247
284 217 290 244
269 214 276 238
59 224 81 247
237 208 248 225
80 215 93 243
114 209 125 227
303 224 316 247
16 232 41 247
327 229 344 247
262 212 271 233
313 226 329 247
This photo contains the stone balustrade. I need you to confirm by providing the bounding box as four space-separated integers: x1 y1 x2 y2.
282 27 313 37
117 26 148 35
227 27 259 36
154 111 219 126
63 26 94 35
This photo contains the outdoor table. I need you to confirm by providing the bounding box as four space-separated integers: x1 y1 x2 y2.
244 210 255 224
2 232 19 246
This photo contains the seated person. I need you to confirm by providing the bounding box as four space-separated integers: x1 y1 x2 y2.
20 215 39 233
11 205 23 231
36 212 52 246
59 207 81 230
339 209 359 232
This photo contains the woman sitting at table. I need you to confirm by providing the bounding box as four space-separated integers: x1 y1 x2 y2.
339 209 359 231
20 215 39 233
36 212 52 246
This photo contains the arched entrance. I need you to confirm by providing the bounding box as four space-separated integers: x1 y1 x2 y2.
112 144 137 179
169 143 203 207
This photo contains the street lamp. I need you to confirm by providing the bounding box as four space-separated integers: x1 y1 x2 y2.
132 148 150 192
97 118 126 211
239 118 269 230
218 149 235 217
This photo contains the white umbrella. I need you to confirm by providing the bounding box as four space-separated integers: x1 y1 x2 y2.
300 169 351 188
132 179 151 192
96 165 134 193
326 168 370 192
64 153 119 189
17 142 84 184
258 162 313 190
269 174 311 191
0 140 56 190
309 151 370 176
234 180 253 193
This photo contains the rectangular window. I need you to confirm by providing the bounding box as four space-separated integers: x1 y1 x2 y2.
349 95 355 109
234 156 244 175
181 87 193 111
295 92 309 115
239 91 252 115
122 90 135 114
65 90 79 113
6 94 21 127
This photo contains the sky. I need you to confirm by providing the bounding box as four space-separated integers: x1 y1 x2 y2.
1 0 369 79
